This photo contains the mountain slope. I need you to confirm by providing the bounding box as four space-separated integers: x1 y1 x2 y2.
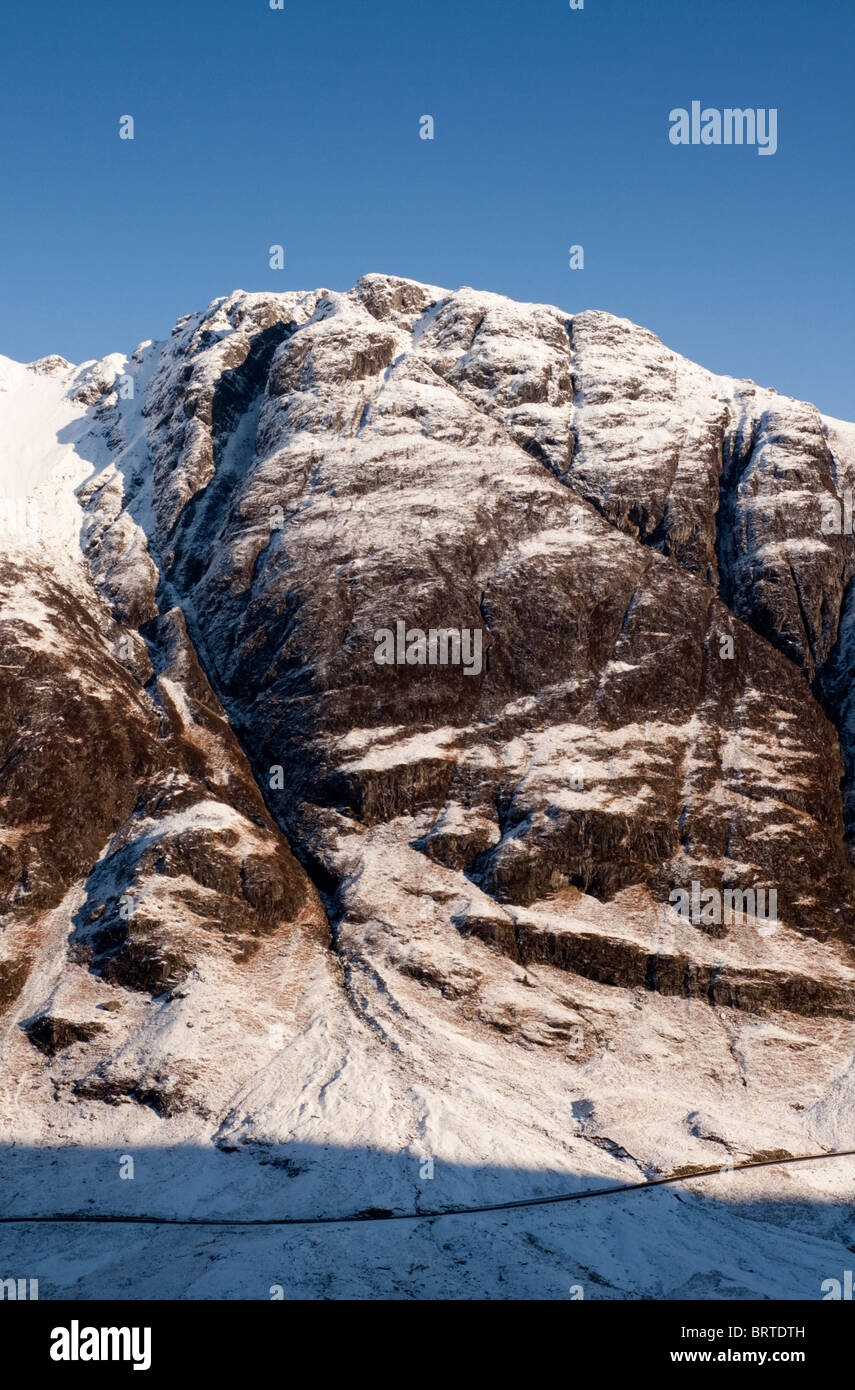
2 277 855 1299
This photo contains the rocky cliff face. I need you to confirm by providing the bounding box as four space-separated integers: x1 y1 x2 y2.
2 277 855 1297
97 275 855 951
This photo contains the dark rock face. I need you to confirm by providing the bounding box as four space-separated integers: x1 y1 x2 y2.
66 604 326 999
23 1014 107 1055
4 272 855 1149
112 277 854 977
0 531 327 1079
0 957 32 1015
0 557 166 920
512 920 855 1019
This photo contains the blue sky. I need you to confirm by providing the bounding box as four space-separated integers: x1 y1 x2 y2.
1 0 852 416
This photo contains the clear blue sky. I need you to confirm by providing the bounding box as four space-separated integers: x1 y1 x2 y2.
1 0 853 417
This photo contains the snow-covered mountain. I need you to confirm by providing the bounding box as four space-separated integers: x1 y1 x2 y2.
3 274 855 1299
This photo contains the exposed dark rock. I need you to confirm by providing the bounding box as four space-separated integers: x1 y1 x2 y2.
23 1015 107 1055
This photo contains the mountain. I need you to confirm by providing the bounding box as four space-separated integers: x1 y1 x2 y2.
2 274 855 1299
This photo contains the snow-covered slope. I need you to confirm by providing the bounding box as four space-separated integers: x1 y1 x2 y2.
2 276 855 1300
